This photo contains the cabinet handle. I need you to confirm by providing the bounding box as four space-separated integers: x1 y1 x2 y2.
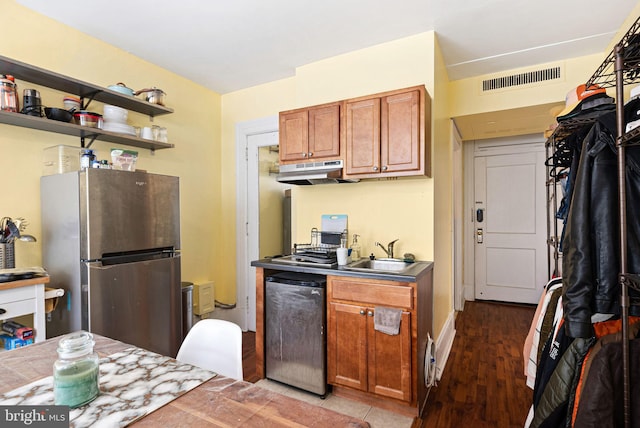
373 166 379 171
382 166 388 171
302 153 307 158
367 310 374 317
359 309 366 315
308 152 313 157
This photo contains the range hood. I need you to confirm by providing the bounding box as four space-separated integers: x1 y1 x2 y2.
276 159 359 185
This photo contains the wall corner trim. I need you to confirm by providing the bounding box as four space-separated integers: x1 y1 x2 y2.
435 310 456 381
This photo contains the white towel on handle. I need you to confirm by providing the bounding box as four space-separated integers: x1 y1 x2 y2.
374 306 402 335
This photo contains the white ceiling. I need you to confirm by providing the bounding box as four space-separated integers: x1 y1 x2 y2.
14 0 638 139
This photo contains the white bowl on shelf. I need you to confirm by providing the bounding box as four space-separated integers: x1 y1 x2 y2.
103 104 128 124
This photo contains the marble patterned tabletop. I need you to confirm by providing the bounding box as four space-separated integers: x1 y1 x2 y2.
1 347 215 427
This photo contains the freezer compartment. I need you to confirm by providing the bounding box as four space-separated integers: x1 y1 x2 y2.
80 169 180 260
265 274 327 395
86 255 181 357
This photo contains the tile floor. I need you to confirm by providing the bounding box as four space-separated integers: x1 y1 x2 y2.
255 379 414 427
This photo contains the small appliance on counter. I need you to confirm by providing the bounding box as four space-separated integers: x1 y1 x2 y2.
270 215 348 268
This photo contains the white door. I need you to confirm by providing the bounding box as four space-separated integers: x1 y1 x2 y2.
235 116 278 332
474 150 546 304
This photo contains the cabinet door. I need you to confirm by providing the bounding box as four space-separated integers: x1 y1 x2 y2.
367 310 412 401
345 97 380 175
381 89 420 174
308 104 340 160
279 110 308 162
327 302 368 391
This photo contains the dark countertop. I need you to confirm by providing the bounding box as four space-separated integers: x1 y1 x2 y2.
251 258 434 282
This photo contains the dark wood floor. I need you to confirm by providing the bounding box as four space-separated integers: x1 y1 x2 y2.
242 300 536 427
421 300 535 428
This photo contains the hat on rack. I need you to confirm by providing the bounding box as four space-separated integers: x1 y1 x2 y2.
556 84 607 120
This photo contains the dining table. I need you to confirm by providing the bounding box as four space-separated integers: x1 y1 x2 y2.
0 333 370 427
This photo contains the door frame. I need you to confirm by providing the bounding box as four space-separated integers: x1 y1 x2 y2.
463 133 546 302
451 123 464 311
235 115 279 332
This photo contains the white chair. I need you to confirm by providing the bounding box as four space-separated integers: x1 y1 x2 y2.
176 319 244 381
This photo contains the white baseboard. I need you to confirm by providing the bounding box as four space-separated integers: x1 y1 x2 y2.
435 311 456 381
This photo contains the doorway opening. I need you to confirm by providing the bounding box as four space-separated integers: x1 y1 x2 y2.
236 116 288 332
463 134 547 305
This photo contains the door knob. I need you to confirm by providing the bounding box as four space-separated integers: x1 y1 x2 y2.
476 228 484 244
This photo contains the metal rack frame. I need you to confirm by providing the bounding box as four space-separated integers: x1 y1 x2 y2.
544 15 640 427
586 15 640 428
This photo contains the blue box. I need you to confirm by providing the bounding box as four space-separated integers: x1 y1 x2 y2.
0 334 34 350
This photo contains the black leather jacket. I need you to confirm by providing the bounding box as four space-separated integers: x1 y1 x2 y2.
562 111 640 338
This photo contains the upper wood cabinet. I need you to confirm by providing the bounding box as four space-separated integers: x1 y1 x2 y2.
344 85 431 179
279 102 341 164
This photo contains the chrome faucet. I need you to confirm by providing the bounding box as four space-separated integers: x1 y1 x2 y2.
375 239 398 259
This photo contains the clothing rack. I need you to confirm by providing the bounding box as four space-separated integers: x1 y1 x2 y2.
586 17 640 427
542 15 640 427
545 114 599 279
584 16 640 428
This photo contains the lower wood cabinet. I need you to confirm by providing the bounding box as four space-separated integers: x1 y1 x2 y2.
327 275 420 408
328 301 412 401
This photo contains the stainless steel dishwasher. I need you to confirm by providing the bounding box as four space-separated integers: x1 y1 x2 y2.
265 272 327 395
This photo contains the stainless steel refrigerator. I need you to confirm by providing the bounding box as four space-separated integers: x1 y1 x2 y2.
41 168 181 357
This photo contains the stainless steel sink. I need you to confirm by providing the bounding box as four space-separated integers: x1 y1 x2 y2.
343 258 414 274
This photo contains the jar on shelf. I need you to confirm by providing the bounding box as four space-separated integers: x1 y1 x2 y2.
80 149 95 170
53 331 100 408
0 74 18 113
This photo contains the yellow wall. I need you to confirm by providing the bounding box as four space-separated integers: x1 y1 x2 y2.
1 1 222 289
219 78 297 302
448 55 605 118
432 35 454 327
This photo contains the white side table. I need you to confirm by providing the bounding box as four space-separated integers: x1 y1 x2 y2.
0 276 49 343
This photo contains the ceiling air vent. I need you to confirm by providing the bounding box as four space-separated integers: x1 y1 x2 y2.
482 66 561 91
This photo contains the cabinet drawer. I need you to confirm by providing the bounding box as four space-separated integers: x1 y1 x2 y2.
0 298 36 321
331 278 413 309
0 286 37 304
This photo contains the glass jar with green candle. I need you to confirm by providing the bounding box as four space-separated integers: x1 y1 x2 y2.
53 331 100 408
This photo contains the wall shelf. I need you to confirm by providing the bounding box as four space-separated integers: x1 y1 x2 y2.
0 110 173 151
0 55 173 117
